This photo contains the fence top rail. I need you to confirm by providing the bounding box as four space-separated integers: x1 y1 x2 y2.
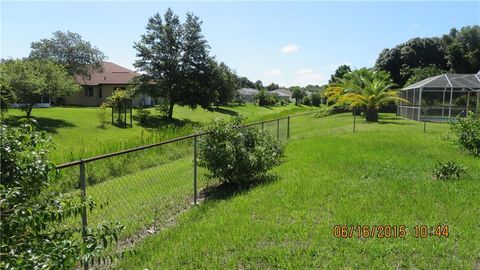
56 112 316 169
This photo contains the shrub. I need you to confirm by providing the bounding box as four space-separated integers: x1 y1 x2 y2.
97 104 109 128
311 93 322 107
433 161 467 180
136 107 151 124
199 116 284 185
450 112 480 156
0 124 123 269
303 96 312 106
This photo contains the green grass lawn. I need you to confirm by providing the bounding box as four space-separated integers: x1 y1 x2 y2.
3 104 316 164
110 113 480 269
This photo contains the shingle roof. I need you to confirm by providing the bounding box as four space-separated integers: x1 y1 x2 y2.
402 73 480 91
238 88 259 96
271 89 292 97
75 61 138 86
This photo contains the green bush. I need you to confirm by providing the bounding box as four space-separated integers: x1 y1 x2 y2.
311 93 322 107
450 112 480 156
97 104 109 128
0 124 123 269
303 96 312 106
433 161 466 180
199 116 284 185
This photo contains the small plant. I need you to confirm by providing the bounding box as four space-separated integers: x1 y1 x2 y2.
97 104 109 128
450 112 480 156
0 124 124 269
136 107 151 124
433 161 467 180
199 116 284 185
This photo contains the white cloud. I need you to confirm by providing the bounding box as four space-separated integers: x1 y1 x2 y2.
280 44 299 53
265 69 282 76
292 68 326 86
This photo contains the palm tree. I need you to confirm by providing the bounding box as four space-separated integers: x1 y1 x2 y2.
336 69 406 122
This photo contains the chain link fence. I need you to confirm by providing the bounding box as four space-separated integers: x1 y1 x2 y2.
55 112 317 268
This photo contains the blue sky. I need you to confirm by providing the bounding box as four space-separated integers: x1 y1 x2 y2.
1 1 479 87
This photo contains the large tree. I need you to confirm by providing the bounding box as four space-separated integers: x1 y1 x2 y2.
329 64 351 84
374 25 480 86
266 83 279 91
133 9 215 119
236 76 256 89
375 37 448 86
290 86 305 105
442 26 480 74
30 31 106 79
254 80 263 90
1 59 80 117
210 61 238 107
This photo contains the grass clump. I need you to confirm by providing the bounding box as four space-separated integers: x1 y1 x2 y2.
433 161 467 180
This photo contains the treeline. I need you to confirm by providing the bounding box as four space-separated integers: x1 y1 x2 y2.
374 25 480 87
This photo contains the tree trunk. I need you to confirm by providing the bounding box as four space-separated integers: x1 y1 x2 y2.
167 98 175 120
25 104 33 118
365 107 378 122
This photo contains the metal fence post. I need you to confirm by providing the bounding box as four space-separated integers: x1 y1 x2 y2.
287 116 290 139
276 119 280 140
193 135 198 205
423 108 427 133
80 161 88 270
261 122 264 131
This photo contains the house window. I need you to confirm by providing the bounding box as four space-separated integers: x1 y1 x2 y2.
84 86 94 97
98 87 103 98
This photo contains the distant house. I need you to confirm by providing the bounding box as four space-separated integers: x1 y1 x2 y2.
62 61 154 107
305 90 313 97
271 88 293 101
237 88 259 102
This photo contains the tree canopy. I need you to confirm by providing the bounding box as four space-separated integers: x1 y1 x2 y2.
133 9 215 119
405 65 447 86
210 61 239 106
1 59 81 117
30 31 106 79
291 86 306 105
266 83 280 91
374 25 480 87
329 64 352 84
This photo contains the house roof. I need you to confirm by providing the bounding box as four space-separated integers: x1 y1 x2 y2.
238 88 259 96
402 73 480 91
75 61 138 86
271 89 292 97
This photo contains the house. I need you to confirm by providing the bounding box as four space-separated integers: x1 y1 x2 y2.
398 73 480 122
62 61 154 107
237 88 259 102
271 88 293 101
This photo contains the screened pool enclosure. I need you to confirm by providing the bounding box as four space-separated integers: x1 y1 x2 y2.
398 73 480 122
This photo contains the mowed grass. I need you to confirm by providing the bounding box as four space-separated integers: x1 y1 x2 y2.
113 113 480 269
4 104 316 164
